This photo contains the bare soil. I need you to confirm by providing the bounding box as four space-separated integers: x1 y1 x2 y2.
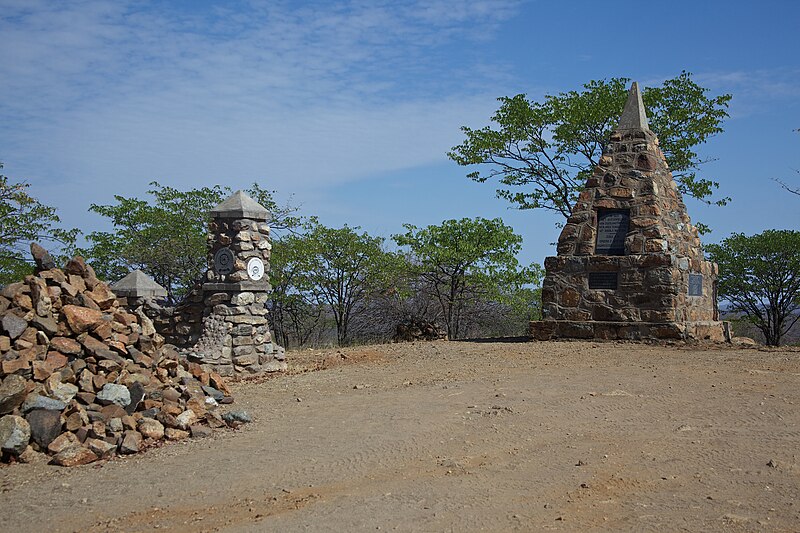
2 340 800 532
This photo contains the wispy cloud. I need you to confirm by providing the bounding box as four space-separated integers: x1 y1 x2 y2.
694 68 800 119
0 0 522 200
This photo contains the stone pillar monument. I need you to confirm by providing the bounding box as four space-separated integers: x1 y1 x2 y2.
187 191 285 375
530 82 726 342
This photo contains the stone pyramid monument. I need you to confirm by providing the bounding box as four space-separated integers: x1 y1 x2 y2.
530 82 726 341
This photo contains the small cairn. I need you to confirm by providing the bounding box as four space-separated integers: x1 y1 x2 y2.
393 319 446 342
0 244 245 467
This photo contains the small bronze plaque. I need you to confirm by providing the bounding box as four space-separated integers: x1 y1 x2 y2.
589 272 618 290
596 209 629 255
688 273 703 296
214 247 235 275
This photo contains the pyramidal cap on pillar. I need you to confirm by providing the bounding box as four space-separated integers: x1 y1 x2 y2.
616 81 649 131
111 269 167 299
210 190 270 220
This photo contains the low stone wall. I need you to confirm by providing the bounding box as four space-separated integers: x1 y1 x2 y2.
530 319 727 342
184 285 285 376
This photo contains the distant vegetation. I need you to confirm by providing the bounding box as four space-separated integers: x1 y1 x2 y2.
0 163 79 284
707 230 800 346
2 79 797 348
79 184 541 347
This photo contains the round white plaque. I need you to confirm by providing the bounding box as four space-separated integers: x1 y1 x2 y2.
214 248 235 275
247 257 265 281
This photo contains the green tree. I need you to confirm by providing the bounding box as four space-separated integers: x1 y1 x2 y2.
393 217 541 340
268 230 323 348
706 230 800 346
448 72 731 222
0 164 79 284
298 223 396 346
84 181 299 302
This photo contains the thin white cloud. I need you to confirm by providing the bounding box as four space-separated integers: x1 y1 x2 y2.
0 0 522 220
694 68 800 118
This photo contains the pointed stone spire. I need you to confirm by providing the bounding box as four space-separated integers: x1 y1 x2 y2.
616 81 649 131
210 190 270 220
111 270 167 298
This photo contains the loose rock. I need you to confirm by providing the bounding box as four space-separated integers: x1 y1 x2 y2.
26 409 63 448
50 445 98 466
0 374 28 415
222 410 252 425
0 415 31 455
96 383 131 408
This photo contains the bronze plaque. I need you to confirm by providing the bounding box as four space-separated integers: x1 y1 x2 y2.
589 272 618 290
596 209 629 255
688 273 703 296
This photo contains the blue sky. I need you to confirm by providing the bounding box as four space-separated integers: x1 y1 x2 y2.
1 0 798 267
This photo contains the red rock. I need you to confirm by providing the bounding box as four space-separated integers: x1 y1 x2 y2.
39 268 66 284
47 431 80 454
185 398 207 419
121 415 137 431
83 264 100 290
60 282 78 298
75 392 96 405
50 445 98 466
44 351 69 373
65 411 87 432
2 357 31 376
85 437 116 458
92 374 107 390
62 305 104 334
86 284 116 310
113 312 138 326
92 321 114 340
65 257 89 277
107 340 127 354
209 373 232 396
19 344 46 360
138 418 165 440
13 293 33 311
100 404 127 421
164 427 189 441
0 375 28 414
32 361 53 381
189 425 212 438
67 274 87 293
18 327 37 345
50 337 82 355
118 430 142 454
78 293 101 311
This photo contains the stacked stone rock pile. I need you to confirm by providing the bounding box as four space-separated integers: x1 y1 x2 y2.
0 245 243 466
393 320 446 342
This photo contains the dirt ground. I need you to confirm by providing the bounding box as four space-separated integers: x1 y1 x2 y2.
1 339 800 532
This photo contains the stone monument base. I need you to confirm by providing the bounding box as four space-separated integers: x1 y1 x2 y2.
530 319 729 342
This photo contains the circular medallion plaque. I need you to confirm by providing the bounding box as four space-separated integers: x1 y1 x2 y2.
247 257 265 281
214 247 235 275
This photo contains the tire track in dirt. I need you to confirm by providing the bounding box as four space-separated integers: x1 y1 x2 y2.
2 341 800 531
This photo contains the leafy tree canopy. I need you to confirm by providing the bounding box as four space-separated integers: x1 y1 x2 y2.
0 163 80 284
393 217 541 339
448 72 731 222
294 222 398 345
707 229 800 346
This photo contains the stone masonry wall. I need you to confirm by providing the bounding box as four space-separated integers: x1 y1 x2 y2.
123 211 285 377
534 84 723 342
